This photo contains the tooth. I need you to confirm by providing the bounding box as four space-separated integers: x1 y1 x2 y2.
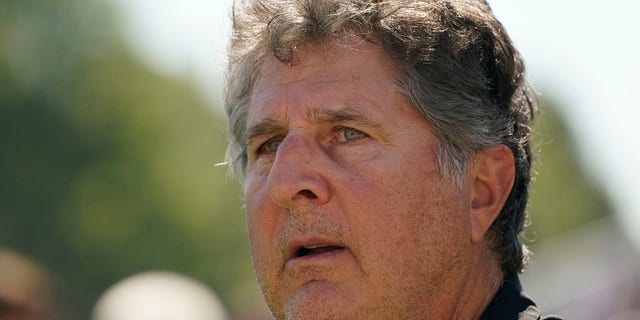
305 245 328 249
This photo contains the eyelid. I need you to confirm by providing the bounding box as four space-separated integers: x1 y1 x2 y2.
246 118 287 152
258 136 285 154
247 121 378 158
332 124 358 133
334 126 369 143
250 135 283 155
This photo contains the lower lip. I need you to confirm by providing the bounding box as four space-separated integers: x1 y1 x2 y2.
285 247 347 269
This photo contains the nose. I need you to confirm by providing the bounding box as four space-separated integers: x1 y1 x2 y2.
266 134 331 209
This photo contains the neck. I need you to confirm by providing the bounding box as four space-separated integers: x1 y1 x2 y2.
451 242 505 320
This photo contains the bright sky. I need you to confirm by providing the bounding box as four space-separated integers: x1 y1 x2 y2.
111 0 640 248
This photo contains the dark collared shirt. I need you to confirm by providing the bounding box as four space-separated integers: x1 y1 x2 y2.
480 274 562 320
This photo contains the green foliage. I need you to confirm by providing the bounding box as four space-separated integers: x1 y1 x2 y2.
1 0 254 318
526 101 612 243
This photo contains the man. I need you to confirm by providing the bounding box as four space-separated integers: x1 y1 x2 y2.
224 1 561 319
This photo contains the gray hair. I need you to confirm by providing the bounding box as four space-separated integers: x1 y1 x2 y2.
224 0 536 274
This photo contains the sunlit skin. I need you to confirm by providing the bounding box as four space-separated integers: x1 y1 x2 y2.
243 38 514 319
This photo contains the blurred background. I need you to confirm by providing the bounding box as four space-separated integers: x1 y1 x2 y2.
0 0 638 319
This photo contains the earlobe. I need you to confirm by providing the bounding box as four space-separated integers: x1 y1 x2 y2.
469 145 515 243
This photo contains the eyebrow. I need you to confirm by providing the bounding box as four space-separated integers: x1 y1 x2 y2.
246 117 286 144
246 106 389 144
306 106 372 124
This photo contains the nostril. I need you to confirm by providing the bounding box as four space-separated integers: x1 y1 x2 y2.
298 189 318 199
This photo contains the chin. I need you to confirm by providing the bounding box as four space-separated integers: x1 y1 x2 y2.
281 303 368 320
271 280 394 320
271 281 358 320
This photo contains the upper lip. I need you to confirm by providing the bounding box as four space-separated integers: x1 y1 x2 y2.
285 235 347 261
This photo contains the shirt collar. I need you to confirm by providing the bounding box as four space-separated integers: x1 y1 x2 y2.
480 274 541 320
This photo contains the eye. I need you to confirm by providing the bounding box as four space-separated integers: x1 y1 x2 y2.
337 127 367 143
257 136 284 154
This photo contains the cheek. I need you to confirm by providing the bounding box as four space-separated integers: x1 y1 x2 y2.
344 152 469 264
244 177 276 257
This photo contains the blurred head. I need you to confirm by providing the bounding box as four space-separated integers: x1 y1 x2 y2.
92 271 228 320
0 249 51 320
224 0 535 318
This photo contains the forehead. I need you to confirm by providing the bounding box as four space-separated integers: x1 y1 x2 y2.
258 38 397 83
248 39 401 124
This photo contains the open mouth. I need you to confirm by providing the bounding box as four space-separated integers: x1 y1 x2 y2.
295 245 344 258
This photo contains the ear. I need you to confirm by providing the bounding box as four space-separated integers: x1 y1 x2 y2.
469 145 515 243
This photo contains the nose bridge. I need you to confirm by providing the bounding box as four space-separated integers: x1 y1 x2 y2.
270 132 313 175
266 132 330 208
275 132 310 163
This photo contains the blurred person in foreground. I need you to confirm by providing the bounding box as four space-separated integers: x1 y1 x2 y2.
0 250 51 320
223 0 561 319
92 271 228 320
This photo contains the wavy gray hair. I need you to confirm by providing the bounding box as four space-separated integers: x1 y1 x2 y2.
224 0 536 274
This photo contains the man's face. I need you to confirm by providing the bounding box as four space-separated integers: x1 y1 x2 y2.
244 40 475 319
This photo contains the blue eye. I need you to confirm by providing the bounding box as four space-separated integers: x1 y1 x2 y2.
337 127 367 143
258 136 283 154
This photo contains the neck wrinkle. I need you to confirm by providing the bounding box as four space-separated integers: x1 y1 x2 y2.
452 242 504 320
